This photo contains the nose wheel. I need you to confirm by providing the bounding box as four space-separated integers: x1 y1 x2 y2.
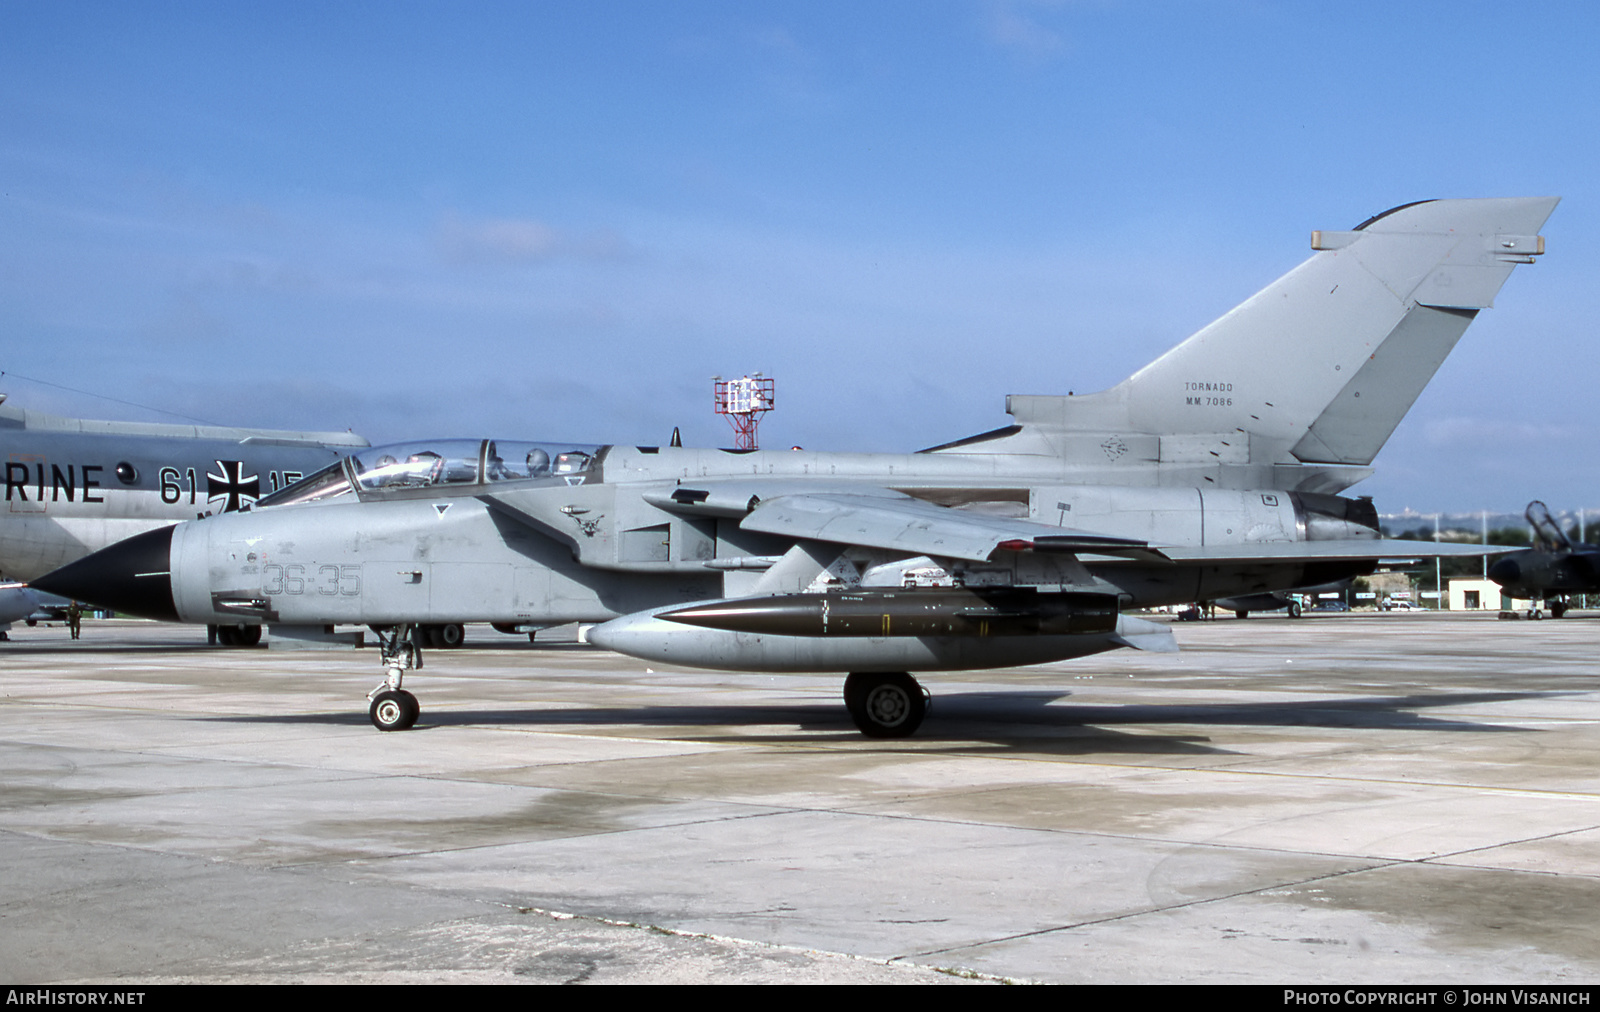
369 689 420 731
843 672 928 738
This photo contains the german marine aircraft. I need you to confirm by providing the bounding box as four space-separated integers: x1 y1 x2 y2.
1488 501 1600 618
35 197 1556 736
1 396 368 643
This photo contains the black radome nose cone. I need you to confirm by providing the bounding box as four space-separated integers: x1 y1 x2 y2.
32 525 180 622
1486 555 1521 587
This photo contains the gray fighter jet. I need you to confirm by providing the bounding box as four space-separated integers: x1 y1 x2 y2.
2 396 367 643
1488 501 1600 618
1216 578 1354 618
36 197 1556 735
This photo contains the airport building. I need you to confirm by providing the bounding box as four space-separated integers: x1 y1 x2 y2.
1446 577 1531 612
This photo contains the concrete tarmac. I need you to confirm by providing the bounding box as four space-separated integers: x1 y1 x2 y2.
1 613 1596 984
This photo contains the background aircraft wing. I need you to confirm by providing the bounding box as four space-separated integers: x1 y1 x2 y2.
1153 540 1505 564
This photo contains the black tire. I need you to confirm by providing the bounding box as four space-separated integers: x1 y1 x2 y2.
436 623 465 648
216 624 262 647
843 672 927 738
1287 601 1303 619
843 672 869 714
370 689 420 731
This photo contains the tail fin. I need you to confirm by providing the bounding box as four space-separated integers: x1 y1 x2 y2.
996 197 1557 466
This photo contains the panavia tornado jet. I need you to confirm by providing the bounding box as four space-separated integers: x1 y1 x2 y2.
35 197 1556 736
1488 501 1600 618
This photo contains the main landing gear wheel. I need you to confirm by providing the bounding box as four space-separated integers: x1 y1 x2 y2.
370 689 420 731
843 672 928 738
214 624 263 647
1287 600 1303 618
420 624 465 648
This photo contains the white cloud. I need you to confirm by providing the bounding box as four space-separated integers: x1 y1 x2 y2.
986 0 1068 61
436 214 631 266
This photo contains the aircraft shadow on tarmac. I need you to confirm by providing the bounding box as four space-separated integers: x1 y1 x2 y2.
202 688 1558 755
6 640 246 655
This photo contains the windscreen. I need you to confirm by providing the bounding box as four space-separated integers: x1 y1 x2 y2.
254 460 355 508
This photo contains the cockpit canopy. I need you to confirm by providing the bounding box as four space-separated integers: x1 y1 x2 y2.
255 439 601 508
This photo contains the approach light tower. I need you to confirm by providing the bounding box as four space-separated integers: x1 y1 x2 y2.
713 373 775 450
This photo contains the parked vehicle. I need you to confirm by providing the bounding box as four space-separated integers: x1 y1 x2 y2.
1380 599 1423 611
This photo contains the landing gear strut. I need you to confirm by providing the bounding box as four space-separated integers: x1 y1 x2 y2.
843 672 928 738
368 624 422 731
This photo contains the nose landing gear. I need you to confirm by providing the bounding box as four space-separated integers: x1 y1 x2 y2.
368 624 423 731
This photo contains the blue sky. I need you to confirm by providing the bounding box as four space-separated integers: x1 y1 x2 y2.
3 1 1596 513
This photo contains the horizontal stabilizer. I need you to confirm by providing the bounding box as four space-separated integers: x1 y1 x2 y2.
1112 615 1178 653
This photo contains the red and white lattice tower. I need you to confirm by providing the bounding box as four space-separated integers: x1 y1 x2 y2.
712 373 775 450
